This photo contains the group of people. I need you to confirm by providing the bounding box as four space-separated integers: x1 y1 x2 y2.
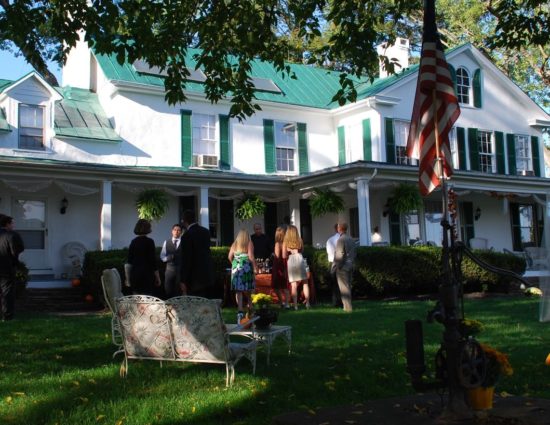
0 214 25 321
126 209 215 299
228 222 312 323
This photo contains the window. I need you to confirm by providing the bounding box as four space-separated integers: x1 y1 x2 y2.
424 201 443 246
275 121 297 172
448 127 458 170
456 67 470 105
511 203 540 251
404 211 421 245
478 130 495 173
345 123 363 163
192 114 218 167
394 120 417 166
19 104 45 150
515 135 532 173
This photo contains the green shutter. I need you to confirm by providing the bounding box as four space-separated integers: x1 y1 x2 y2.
338 126 346 165
495 131 505 174
385 118 395 164
219 114 230 170
457 127 466 170
448 64 457 95
468 127 479 171
473 69 482 108
506 134 517 175
531 136 541 177
297 122 309 174
263 119 275 173
362 118 372 161
180 109 192 169
510 203 522 251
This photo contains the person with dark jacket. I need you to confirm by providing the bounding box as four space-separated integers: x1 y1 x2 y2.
160 223 183 299
0 214 25 321
127 219 161 295
179 210 215 298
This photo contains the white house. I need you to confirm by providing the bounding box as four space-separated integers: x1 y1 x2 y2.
1 38 549 278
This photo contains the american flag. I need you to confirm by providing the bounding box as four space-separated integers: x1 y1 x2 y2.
406 0 460 196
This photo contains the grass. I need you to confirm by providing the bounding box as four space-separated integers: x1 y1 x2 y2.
1 297 550 424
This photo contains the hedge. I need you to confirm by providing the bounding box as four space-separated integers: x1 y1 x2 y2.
82 246 526 306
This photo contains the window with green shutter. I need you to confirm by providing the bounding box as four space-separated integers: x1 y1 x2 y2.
362 118 372 161
219 114 230 170
180 109 192 169
473 69 482 108
506 134 517 175
338 126 346 165
263 119 275 173
467 128 479 171
297 122 309 174
531 136 541 177
495 131 505 174
385 118 395 164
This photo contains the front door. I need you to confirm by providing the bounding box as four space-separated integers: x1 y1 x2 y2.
11 198 49 270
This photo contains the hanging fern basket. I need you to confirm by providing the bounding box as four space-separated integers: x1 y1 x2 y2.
235 193 266 221
135 189 169 221
308 189 345 218
388 183 422 214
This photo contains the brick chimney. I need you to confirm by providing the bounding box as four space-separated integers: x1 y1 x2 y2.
377 37 410 78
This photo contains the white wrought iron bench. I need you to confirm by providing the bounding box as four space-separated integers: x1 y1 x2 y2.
115 295 257 386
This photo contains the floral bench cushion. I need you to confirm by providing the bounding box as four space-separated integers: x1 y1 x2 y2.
166 297 228 362
116 295 173 359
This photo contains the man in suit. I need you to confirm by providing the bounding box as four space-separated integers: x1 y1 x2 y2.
160 223 183 299
0 214 25 321
179 210 215 298
333 222 356 312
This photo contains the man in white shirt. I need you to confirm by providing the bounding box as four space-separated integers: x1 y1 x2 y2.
325 223 341 307
160 223 182 298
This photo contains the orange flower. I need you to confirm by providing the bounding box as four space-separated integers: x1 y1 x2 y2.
479 343 513 387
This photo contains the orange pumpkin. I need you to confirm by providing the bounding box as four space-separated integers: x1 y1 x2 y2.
71 278 81 287
84 294 94 303
545 353 550 366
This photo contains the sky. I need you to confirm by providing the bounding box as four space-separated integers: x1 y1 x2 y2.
0 50 62 82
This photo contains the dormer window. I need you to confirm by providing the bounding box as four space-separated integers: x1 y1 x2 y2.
456 67 470 105
19 104 45 150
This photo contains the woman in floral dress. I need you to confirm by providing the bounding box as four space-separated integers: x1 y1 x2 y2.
228 229 258 323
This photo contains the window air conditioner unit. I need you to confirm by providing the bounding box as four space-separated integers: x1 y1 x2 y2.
197 154 218 168
518 170 535 176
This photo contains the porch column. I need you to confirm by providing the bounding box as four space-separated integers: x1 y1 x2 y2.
545 191 550 249
199 186 209 228
289 192 301 234
356 177 372 246
100 180 112 251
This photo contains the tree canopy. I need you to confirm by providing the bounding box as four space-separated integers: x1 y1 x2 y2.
0 0 548 118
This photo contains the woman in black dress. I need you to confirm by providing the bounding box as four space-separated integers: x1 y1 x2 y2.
127 219 161 295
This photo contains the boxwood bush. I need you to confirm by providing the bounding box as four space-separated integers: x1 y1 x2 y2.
82 245 526 306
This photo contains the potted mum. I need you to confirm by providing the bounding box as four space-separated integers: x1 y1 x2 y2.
467 343 513 410
251 293 277 330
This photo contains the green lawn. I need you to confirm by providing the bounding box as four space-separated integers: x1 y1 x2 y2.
1 298 549 425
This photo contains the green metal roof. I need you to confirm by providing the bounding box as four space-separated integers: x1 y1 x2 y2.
0 106 10 132
54 87 121 142
94 50 402 110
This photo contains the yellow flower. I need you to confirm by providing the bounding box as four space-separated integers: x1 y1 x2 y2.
251 293 272 305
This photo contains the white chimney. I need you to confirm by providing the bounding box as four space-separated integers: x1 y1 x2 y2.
377 37 410 78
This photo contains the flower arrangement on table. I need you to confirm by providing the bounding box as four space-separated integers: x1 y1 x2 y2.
251 293 273 310
480 343 513 387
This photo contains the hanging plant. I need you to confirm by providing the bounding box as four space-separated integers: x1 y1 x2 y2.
136 189 169 221
309 189 345 218
235 193 266 221
388 183 422 214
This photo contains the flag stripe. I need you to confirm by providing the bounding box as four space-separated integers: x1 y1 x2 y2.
406 5 461 197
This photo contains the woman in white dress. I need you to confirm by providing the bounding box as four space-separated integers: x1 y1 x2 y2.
282 225 310 310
